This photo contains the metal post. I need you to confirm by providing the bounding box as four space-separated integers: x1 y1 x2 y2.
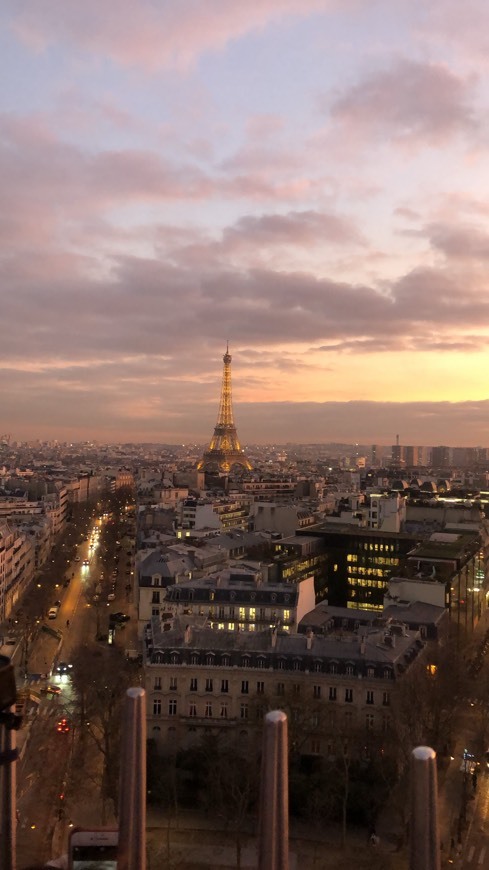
410 746 440 870
258 710 289 870
118 687 146 870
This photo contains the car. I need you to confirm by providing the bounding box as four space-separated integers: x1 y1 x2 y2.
107 593 116 601
48 607 59 619
41 684 62 695
56 718 70 733
55 661 73 675
83 559 89 566
54 600 61 607
110 612 130 623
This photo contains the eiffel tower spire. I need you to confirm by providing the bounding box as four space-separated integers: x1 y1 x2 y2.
198 346 252 473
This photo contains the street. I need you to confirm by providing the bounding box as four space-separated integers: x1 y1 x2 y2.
10 513 137 867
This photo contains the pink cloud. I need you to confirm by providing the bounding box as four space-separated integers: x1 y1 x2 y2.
329 58 476 147
7 0 336 71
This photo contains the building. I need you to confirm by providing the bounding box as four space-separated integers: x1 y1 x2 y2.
175 497 251 535
299 523 421 611
163 567 316 633
143 616 426 755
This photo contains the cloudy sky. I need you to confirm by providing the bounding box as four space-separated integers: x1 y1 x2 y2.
2 0 489 446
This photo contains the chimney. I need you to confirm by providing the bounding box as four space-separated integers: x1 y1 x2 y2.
306 628 314 650
184 624 192 645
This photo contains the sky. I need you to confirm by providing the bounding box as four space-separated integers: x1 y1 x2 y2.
2 0 489 447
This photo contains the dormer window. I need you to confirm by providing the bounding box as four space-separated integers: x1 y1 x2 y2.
152 576 161 587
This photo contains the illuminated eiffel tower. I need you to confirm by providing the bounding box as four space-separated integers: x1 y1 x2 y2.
198 345 252 474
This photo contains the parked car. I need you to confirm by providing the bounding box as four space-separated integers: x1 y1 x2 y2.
48 607 59 620
107 593 116 601
56 718 71 733
110 612 130 623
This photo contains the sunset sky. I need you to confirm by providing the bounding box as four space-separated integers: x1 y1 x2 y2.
2 0 489 446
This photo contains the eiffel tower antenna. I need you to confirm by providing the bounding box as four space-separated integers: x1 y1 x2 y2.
198 345 252 474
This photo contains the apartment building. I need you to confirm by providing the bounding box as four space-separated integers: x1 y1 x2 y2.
163 567 316 633
0 521 35 621
144 616 426 755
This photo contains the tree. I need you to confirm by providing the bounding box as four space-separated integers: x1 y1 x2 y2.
69 643 136 817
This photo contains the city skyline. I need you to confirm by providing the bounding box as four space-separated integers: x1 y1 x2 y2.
2 2 489 444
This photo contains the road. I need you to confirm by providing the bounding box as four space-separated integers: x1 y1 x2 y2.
13 514 136 867
459 775 489 867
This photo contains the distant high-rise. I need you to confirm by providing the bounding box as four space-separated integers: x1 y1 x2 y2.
198 345 252 474
431 445 450 468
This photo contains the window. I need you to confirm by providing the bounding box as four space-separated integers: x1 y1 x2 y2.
152 590 160 604
283 609 290 622
190 678 198 692
222 655 230 667
366 713 374 731
311 739 321 755
241 680 249 694
366 690 374 705
170 653 178 664
221 679 229 693
153 677 161 690
205 702 213 718
345 688 353 703
206 654 214 666
249 607 256 620
345 665 354 676
256 705 265 720
277 659 285 670
189 702 197 717
205 678 213 692
220 702 228 719
191 654 199 665
314 662 322 673
292 684 301 696
313 685 321 699
367 667 375 678
168 700 177 716
382 715 389 733
256 681 265 695
330 663 337 675
277 682 285 696
240 703 248 720
344 711 353 728
257 657 266 669
152 608 160 616
218 606 225 619
382 692 390 707
153 699 161 716
329 687 336 701
311 712 319 728
228 623 235 631
239 607 246 620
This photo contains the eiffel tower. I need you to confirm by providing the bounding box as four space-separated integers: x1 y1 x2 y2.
198 345 252 474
